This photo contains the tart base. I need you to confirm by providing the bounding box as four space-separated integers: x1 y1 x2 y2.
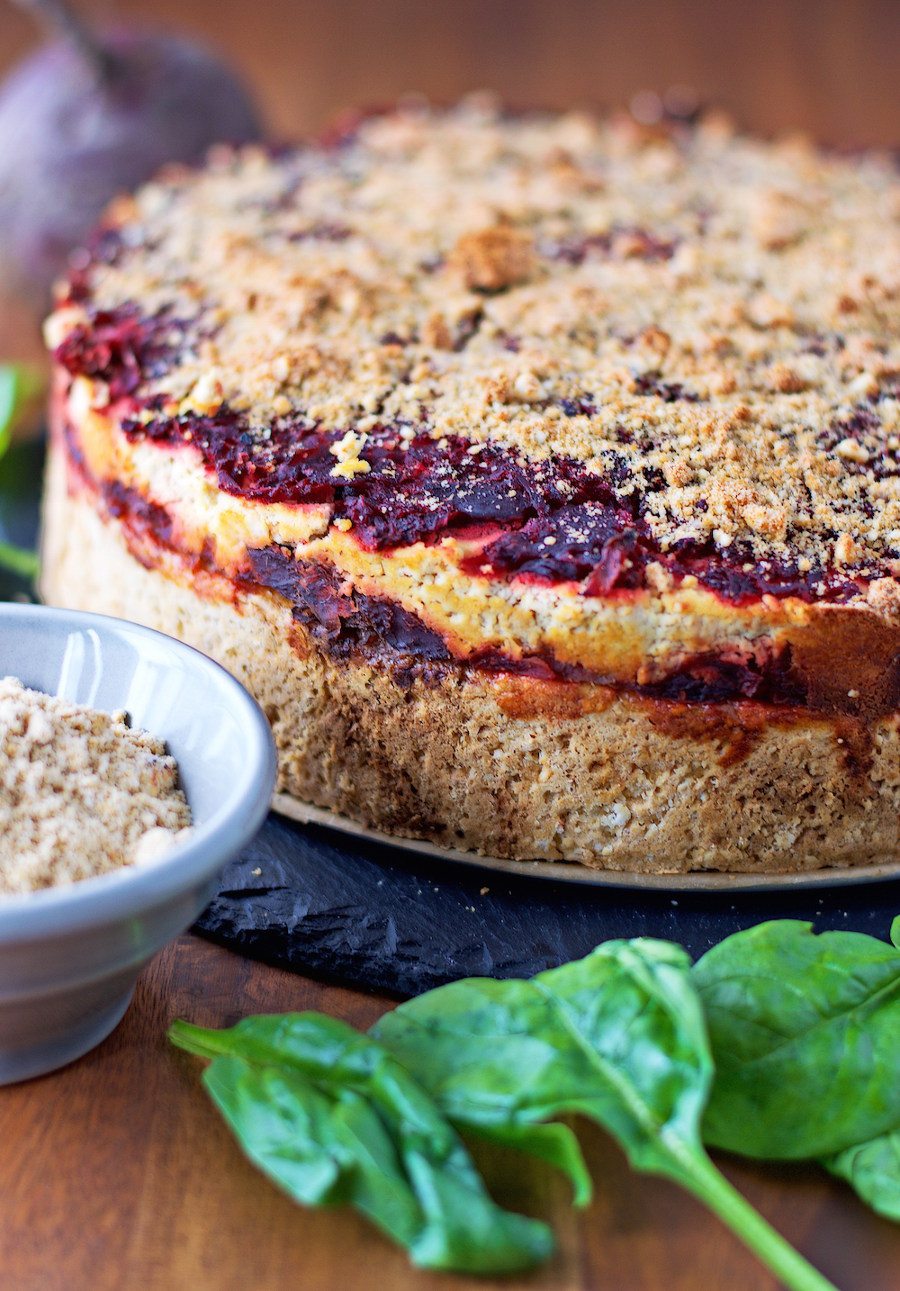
271 794 900 890
41 451 900 875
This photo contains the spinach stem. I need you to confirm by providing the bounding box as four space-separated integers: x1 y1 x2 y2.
678 1149 837 1291
169 1020 234 1060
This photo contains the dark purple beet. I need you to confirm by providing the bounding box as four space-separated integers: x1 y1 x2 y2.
0 26 263 301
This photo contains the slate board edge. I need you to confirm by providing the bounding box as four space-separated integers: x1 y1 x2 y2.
194 812 900 999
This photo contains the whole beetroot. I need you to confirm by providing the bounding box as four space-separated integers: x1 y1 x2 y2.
0 15 263 303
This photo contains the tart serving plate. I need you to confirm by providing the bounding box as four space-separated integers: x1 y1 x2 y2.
273 795 900 893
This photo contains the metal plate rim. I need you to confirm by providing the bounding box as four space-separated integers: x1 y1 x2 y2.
272 795 900 893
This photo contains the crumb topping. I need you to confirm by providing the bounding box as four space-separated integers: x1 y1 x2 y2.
48 97 900 583
0 678 191 895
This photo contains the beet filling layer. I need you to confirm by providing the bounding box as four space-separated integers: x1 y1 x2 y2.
52 302 887 606
112 409 870 607
243 545 813 708
68 453 894 718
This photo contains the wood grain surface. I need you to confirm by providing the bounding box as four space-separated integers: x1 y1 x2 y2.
1 0 898 147
1 935 898 1291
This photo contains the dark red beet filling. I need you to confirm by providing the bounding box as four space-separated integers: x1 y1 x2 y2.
53 298 883 607
639 651 806 707
103 479 177 550
83 471 859 712
246 547 451 672
117 409 869 605
54 304 188 404
127 413 626 545
242 545 811 705
470 501 645 594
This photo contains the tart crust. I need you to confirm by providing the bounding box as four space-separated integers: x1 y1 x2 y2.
42 450 900 874
39 100 900 873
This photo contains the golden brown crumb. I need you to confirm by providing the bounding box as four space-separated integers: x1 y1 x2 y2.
447 224 537 291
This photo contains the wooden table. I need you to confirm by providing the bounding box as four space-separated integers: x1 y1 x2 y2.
2 0 898 148
1 934 898 1290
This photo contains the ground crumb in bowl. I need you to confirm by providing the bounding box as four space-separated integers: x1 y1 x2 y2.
0 677 192 895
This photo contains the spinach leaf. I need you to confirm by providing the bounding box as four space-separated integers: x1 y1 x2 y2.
0 540 40 579
169 1012 552 1274
826 1130 900 1222
694 920 900 1159
374 938 834 1291
0 364 42 579
0 366 26 459
465 1119 593 1208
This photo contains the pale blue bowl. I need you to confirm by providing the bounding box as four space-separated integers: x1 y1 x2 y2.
0 604 276 1082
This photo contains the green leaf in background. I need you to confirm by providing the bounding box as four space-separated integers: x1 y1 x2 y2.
374 939 834 1291
826 1130 900 1222
0 540 39 579
694 921 900 1160
0 363 43 580
169 1012 552 1274
0 364 42 459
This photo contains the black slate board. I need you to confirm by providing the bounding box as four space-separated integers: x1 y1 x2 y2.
194 811 900 998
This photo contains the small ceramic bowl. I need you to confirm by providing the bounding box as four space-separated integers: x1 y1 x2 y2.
0 603 276 1083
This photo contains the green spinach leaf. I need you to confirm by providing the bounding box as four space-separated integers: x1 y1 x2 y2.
0 363 42 579
826 1130 900 1222
374 938 834 1291
694 920 900 1160
169 1012 552 1274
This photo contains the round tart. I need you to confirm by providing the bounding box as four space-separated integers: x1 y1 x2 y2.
41 99 899 874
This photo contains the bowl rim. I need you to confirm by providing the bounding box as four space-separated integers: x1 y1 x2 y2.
0 603 277 939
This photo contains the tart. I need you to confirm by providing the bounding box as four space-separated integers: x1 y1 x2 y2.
41 99 899 874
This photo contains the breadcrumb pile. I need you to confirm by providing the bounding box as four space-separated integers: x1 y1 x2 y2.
0 678 191 895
